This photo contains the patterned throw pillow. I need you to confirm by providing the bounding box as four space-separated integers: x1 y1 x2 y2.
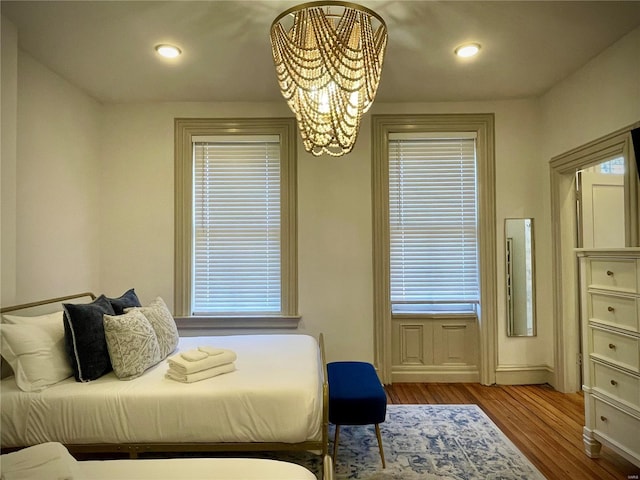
103 310 161 380
125 297 178 359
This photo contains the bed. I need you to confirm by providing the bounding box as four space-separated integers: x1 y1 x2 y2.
0 293 329 461
0 442 335 479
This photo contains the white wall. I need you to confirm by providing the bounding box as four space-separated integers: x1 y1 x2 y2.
99 99 547 365
99 102 379 361
540 26 640 158
5 42 103 303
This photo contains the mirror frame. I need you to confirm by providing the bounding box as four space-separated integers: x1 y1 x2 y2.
505 218 537 337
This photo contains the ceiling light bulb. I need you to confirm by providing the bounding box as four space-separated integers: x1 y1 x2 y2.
455 43 481 58
155 44 181 58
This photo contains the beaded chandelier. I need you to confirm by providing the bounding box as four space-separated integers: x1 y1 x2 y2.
270 1 387 156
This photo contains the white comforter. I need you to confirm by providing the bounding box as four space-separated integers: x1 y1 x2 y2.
77 458 317 480
1 335 322 448
0 442 318 480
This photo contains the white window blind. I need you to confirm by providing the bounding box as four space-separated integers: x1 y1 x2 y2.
388 134 479 313
192 137 281 315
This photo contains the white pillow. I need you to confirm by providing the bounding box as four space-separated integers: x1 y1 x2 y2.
3 311 64 328
0 312 73 392
1 313 65 381
103 310 162 380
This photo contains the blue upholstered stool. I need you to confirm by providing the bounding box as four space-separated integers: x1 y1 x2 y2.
327 361 387 468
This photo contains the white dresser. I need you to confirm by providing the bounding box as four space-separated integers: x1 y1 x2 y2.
577 248 640 468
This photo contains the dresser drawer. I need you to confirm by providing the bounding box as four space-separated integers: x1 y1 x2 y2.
592 361 640 410
590 293 639 332
594 398 640 454
591 328 639 373
589 258 638 293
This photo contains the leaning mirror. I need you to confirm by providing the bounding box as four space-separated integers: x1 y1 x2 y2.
505 218 536 336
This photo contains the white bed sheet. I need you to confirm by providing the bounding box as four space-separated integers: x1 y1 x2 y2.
1 334 323 448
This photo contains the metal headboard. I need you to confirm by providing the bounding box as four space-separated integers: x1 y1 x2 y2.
0 292 96 314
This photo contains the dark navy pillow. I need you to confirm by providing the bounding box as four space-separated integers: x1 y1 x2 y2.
107 288 141 315
63 295 115 382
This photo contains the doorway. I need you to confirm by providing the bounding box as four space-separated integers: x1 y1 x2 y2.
550 124 639 393
574 157 627 387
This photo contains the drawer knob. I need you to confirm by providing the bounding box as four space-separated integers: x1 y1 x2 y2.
608 343 616 350
607 306 615 312
600 415 607 422
610 379 618 386
606 270 614 276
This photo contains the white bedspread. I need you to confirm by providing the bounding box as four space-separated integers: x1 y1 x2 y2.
0 442 81 480
0 442 318 480
1 335 323 448
78 457 317 480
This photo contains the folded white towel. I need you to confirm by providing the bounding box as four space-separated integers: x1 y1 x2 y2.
167 348 237 375
181 349 208 362
198 345 225 356
0 442 80 480
166 362 235 383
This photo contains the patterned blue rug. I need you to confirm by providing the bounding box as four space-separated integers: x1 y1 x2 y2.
144 404 545 478
318 404 546 479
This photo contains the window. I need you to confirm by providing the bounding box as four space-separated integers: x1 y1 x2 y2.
371 113 496 383
175 118 298 326
388 133 479 314
598 156 625 174
192 137 281 315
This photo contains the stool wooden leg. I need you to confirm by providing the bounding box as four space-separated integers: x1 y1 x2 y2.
375 423 386 468
333 424 341 461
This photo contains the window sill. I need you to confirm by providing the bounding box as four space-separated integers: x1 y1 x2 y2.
174 315 301 330
392 312 478 320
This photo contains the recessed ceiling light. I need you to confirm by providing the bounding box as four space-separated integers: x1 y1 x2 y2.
454 43 481 58
155 44 182 58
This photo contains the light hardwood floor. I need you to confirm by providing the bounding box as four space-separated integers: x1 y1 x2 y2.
384 383 639 480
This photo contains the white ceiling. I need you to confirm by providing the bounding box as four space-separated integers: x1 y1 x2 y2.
3 1 640 104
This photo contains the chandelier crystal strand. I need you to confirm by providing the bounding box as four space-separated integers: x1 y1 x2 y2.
270 2 387 156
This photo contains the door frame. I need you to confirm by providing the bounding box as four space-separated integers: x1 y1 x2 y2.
549 122 639 393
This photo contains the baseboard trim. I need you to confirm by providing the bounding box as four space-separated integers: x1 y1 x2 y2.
389 364 553 385
391 366 480 383
495 364 554 385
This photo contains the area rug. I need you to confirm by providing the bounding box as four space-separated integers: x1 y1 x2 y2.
285 404 546 479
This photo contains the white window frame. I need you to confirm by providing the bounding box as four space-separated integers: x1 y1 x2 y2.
371 114 497 385
174 118 299 329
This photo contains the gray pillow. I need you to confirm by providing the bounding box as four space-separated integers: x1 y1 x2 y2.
107 288 141 315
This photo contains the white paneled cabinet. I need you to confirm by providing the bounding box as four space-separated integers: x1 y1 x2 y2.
577 248 640 468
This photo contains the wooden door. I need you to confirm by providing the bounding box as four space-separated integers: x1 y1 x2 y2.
580 171 625 248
